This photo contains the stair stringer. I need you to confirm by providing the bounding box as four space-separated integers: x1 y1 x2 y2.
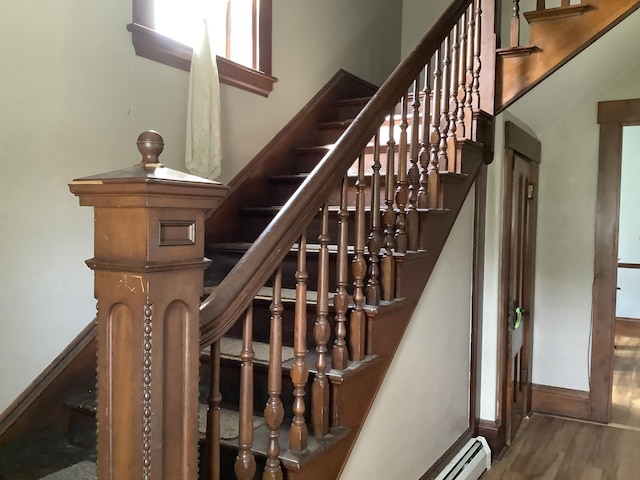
284 141 485 480
496 0 640 111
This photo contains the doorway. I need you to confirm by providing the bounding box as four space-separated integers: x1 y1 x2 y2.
590 99 640 424
498 121 540 446
611 124 640 428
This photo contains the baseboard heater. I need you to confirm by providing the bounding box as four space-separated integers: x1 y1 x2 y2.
434 436 491 480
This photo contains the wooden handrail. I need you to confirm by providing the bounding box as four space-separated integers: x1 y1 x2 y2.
199 0 477 347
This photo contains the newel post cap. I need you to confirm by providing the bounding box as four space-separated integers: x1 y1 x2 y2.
68 131 229 208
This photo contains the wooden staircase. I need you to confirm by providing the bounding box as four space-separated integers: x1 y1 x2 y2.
0 1 495 478
496 0 640 110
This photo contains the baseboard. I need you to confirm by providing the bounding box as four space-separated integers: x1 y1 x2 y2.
531 383 591 421
420 427 474 480
477 418 505 458
615 317 640 338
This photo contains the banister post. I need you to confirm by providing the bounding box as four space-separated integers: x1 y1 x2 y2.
69 131 228 480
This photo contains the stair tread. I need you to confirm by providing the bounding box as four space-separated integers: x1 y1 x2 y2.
334 96 372 106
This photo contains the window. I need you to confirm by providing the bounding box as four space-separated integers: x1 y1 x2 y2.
127 0 276 96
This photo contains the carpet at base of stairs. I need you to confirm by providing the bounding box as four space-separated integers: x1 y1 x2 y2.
39 461 96 480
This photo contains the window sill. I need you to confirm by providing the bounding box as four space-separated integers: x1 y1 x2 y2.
127 23 277 97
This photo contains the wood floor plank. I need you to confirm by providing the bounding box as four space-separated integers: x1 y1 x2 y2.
482 414 640 480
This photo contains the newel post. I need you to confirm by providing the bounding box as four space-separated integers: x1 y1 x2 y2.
69 131 228 479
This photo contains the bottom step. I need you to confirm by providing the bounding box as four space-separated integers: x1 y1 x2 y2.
39 461 96 480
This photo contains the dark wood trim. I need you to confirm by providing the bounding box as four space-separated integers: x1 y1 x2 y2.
618 262 640 269
616 317 640 338
504 122 541 163
589 101 640 423
0 321 97 445
128 0 277 97
531 383 591 420
598 99 640 124
470 166 488 431
497 121 541 446
477 418 506 458
419 427 474 480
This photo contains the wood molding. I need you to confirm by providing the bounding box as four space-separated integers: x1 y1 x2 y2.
470 166 488 431
590 98 640 423
619 262 640 269
531 383 591 420
0 321 97 445
477 418 506 458
523 5 590 23
420 427 474 480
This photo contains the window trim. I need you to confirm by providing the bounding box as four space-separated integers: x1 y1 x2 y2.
127 0 276 97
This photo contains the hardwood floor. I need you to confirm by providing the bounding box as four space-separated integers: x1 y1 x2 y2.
482 414 640 479
611 335 640 428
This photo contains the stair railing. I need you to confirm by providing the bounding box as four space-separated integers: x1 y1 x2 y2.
198 0 489 478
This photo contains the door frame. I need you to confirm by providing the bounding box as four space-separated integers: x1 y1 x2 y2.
497 121 541 446
590 98 640 423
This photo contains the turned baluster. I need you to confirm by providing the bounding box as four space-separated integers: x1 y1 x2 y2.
350 152 367 362
511 0 521 48
366 134 382 306
438 36 451 178
447 23 460 173
457 10 468 140
205 340 222 480
407 78 421 251
464 3 475 139
235 308 257 480
427 48 442 210
332 175 350 371
312 204 330 436
417 63 431 209
472 0 482 118
289 234 309 451
395 94 409 254
417 62 432 251
263 267 284 480
381 110 396 301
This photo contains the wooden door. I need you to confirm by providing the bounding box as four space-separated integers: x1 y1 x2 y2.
505 154 534 445
500 122 540 448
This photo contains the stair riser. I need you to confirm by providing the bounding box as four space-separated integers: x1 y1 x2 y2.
199 360 311 424
316 123 350 145
334 99 369 119
221 299 337 349
240 209 380 245
268 177 389 209
206 245 361 293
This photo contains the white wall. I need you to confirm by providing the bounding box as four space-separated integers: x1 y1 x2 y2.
616 126 640 319
0 0 403 413
480 62 640 420
342 190 475 479
401 0 452 55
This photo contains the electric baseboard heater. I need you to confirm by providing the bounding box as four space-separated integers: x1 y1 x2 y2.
433 436 491 480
